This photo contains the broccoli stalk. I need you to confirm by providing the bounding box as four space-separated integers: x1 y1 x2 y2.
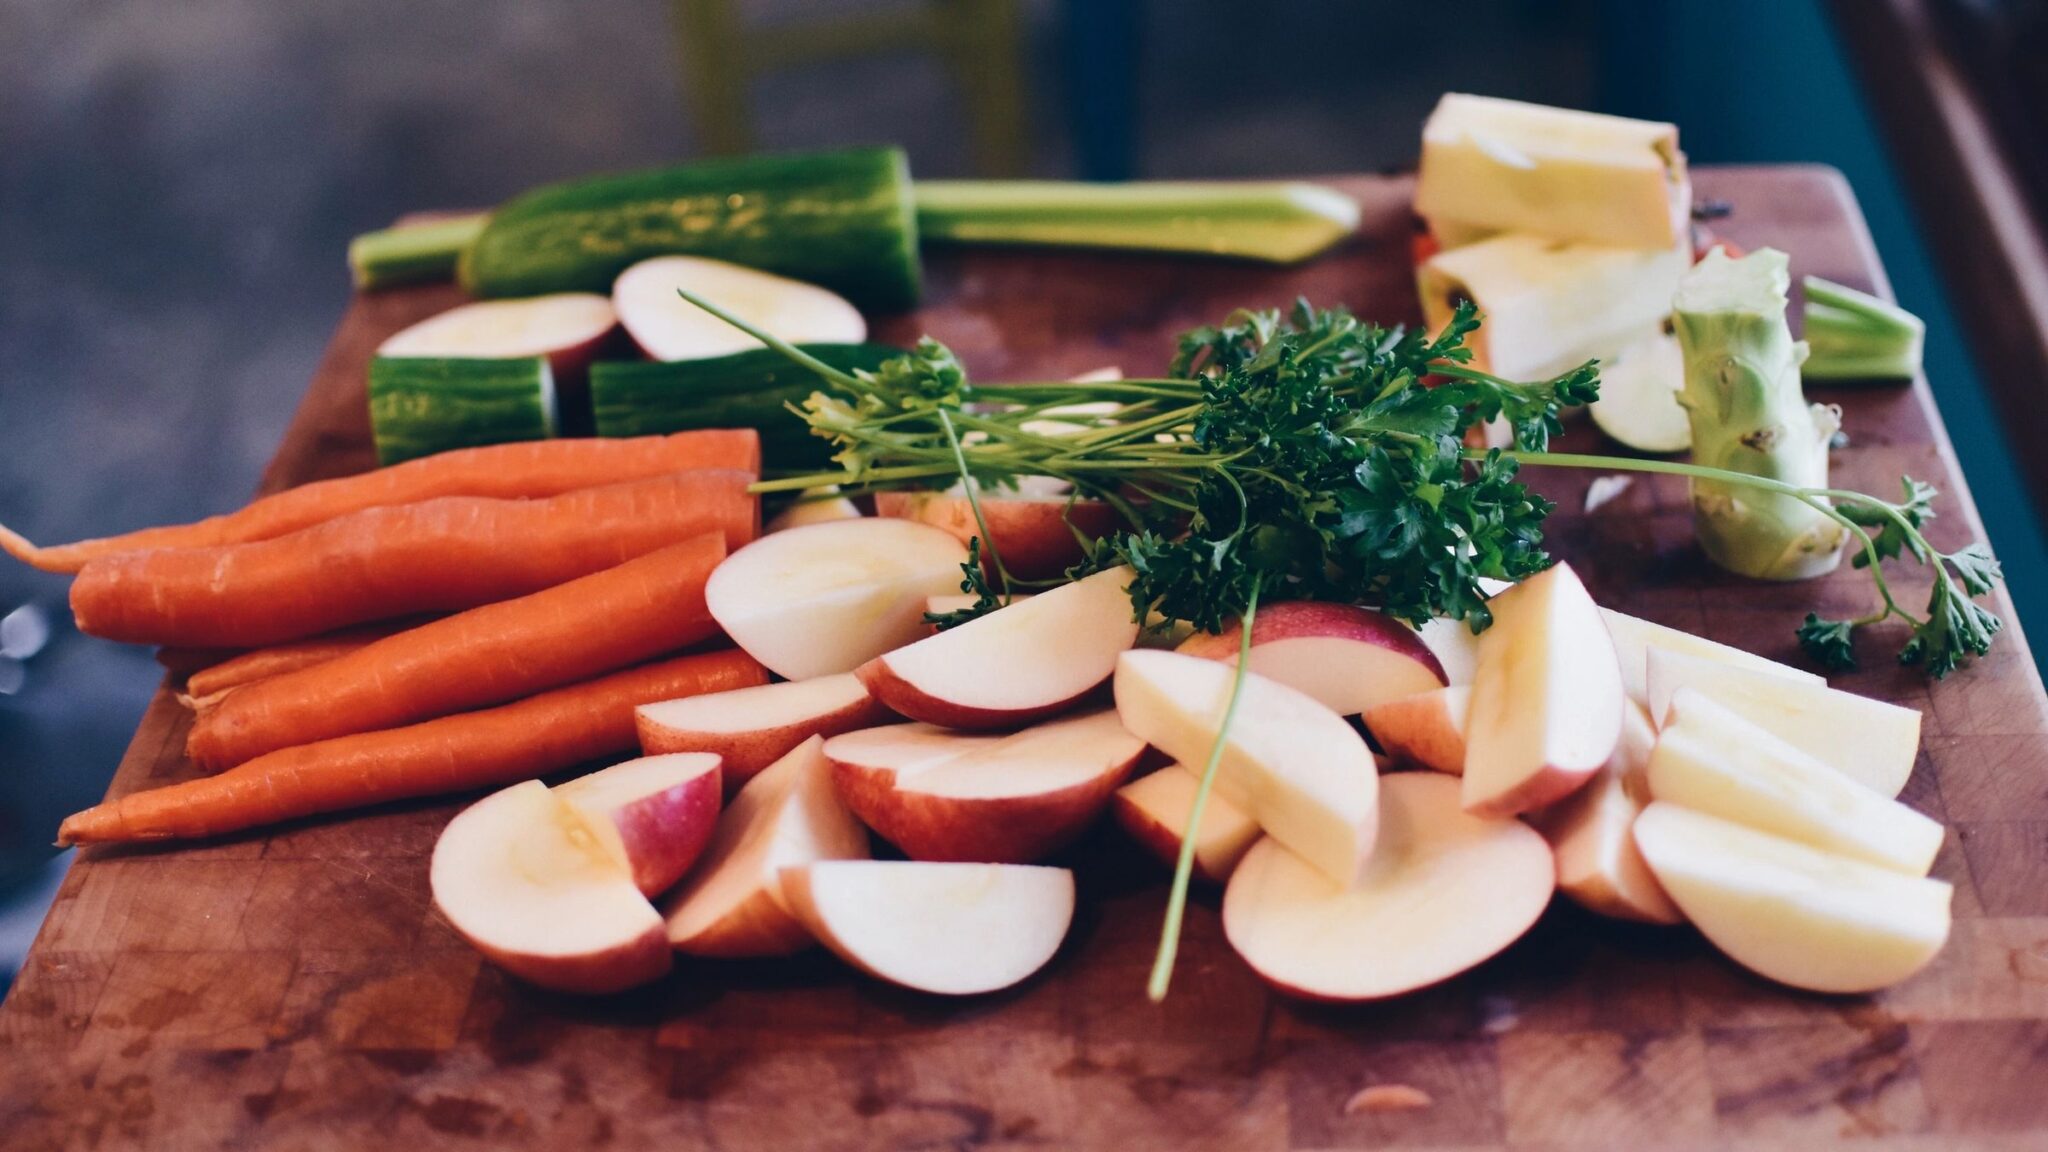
1673 248 1847 580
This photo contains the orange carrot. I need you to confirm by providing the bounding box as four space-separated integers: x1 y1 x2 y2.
186 534 729 770
69 469 757 647
57 648 766 845
157 646 242 677
1 429 759 574
181 619 430 702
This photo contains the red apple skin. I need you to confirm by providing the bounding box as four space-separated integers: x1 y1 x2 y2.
673 889 817 959
458 923 672 996
873 492 1125 581
1362 688 1467 776
1112 790 1238 884
1175 602 1447 711
602 771 723 897
636 693 898 792
853 658 1105 731
828 748 1142 864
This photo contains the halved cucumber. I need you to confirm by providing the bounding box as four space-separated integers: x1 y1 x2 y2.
612 256 867 362
368 356 556 466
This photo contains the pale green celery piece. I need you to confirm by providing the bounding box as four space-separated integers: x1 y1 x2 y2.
348 213 490 289
1672 248 1846 581
912 181 1362 264
1800 275 1925 380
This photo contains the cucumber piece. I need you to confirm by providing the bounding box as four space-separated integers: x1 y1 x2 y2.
590 343 900 469
459 147 921 312
368 356 557 466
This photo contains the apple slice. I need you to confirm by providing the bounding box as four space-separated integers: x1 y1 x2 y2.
1633 803 1952 994
922 592 1034 635
857 565 1140 729
1528 701 1682 924
1413 618 1481 686
554 753 723 897
636 674 896 792
612 255 866 361
765 487 862 533
1113 649 1378 885
1173 602 1446 717
1644 648 1921 797
662 736 870 957
825 710 1143 862
779 861 1075 995
1646 689 1942 876
430 780 670 994
378 293 618 377
706 518 970 681
1111 767 1261 883
1602 608 1821 706
1222 773 1554 1001
1463 563 1624 817
874 489 1125 581
1362 686 1470 775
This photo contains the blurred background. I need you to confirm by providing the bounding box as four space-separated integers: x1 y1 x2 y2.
3 0 2044 992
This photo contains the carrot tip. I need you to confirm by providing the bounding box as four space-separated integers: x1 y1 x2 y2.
0 522 46 567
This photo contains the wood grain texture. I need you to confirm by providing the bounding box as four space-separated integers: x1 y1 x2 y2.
2 168 2045 1150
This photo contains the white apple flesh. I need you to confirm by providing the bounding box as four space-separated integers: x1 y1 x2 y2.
1111 767 1261 883
1644 648 1921 798
1633 802 1952 994
1362 686 1470 775
705 518 970 681
765 487 862 533
1173 601 1445 717
824 709 1144 863
553 753 723 898
1646 688 1942 875
1113 649 1379 885
662 736 870 958
1602 607 1821 706
1222 773 1554 1001
636 673 896 792
857 565 1140 729
430 780 670 995
1463 562 1624 817
377 292 618 378
611 254 866 361
779 860 1075 995
1528 701 1682 924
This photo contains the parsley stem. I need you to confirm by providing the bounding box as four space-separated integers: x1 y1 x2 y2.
1147 584 1259 1003
936 408 1018 600
673 289 866 391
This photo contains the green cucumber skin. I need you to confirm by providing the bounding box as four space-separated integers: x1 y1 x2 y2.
368 356 557 466
591 343 900 469
459 147 922 312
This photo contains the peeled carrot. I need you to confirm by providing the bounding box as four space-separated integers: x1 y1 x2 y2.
182 619 429 703
69 469 757 648
0 430 758 574
57 648 766 845
186 534 728 770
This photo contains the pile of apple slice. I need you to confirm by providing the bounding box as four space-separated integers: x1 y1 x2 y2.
432 515 1950 1004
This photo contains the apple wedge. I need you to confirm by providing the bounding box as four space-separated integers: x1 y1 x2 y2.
1222 773 1554 1001
1528 701 1682 924
1646 689 1942 876
1645 647 1921 797
1633 803 1952 994
1111 767 1261 883
1602 608 1821 706
1463 563 1625 817
874 489 1125 581
1407 578 1510 685
765 487 862 533
430 780 670 994
554 753 723 898
779 860 1075 995
1173 602 1445 717
1362 686 1470 775
378 292 618 378
637 674 896 792
662 736 870 958
1113 649 1378 885
706 518 971 681
612 254 866 361
857 565 1140 729
825 710 1144 862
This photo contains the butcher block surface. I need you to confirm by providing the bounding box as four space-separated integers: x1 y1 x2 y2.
3 168 2046 1150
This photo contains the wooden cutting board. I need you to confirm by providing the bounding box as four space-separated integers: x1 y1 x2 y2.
3 168 2045 1151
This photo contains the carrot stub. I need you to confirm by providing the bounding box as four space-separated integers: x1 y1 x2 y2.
0 429 759 574
186 533 729 770
58 648 767 845
69 469 757 647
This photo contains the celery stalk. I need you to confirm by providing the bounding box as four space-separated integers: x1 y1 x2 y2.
912 181 1361 264
347 214 490 290
1800 276 1925 380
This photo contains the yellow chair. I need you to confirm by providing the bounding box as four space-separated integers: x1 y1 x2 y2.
671 0 1030 177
